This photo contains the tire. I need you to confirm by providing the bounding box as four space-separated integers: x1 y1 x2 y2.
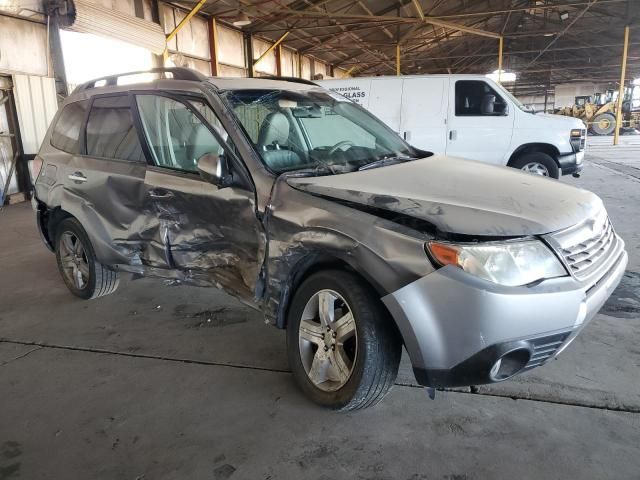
55 217 119 299
591 112 616 136
286 270 401 411
510 152 560 179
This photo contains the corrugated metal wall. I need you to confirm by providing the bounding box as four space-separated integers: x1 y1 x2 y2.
13 75 58 155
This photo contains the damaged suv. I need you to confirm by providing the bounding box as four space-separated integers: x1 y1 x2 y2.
33 68 627 410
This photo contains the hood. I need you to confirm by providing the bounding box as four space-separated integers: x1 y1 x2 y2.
287 156 603 237
533 112 585 129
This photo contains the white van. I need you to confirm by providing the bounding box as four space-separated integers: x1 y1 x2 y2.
318 75 586 179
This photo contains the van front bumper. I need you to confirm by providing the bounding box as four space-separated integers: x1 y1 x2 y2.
558 151 584 175
382 247 627 388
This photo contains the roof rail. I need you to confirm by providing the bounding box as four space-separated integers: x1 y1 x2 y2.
75 67 206 92
259 76 319 86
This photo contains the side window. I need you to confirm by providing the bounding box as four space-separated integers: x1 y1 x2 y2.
455 80 508 116
136 95 235 173
50 100 89 154
86 96 145 162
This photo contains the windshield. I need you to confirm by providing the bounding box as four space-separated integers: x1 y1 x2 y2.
492 82 532 113
220 88 421 174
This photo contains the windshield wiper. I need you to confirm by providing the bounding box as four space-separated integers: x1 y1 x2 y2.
357 155 415 171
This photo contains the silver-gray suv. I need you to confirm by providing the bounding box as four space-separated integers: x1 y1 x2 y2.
32 68 627 410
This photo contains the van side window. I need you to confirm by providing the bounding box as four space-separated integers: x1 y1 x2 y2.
135 95 236 173
86 96 145 162
50 100 89 154
455 81 508 116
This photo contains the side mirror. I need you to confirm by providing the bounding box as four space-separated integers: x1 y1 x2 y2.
197 153 233 187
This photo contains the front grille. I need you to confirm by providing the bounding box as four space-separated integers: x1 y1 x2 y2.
561 219 615 279
523 331 571 371
545 209 620 282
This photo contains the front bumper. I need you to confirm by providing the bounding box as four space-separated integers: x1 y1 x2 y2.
382 245 627 388
558 151 584 175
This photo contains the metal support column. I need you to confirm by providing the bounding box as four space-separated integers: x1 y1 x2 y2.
275 44 283 76
245 33 254 77
396 44 400 76
613 25 630 146
208 17 219 76
498 36 504 83
46 12 69 98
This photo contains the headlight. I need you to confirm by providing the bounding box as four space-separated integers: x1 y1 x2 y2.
570 129 582 137
427 240 567 286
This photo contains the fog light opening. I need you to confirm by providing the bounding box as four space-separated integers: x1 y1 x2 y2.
489 349 530 382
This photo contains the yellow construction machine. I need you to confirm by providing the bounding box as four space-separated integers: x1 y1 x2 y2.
556 87 639 135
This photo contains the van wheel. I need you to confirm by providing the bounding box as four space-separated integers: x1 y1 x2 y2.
286 270 401 410
510 152 559 179
55 218 119 300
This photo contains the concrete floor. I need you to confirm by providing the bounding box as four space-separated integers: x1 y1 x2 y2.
1 150 639 479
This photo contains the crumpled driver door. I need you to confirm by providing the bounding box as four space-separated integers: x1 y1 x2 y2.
134 92 265 303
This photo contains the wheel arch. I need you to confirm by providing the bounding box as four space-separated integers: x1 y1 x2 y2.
507 143 560 167
274 252 388 330
38 204 74 251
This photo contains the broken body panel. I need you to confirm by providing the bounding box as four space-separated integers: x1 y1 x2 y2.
34 74 627 389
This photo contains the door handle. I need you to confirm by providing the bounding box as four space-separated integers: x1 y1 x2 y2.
449 130 457 141
68 171 87 183
148 188 174 199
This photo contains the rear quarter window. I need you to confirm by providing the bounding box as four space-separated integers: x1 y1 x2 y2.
50 100 89 154
86 95 145 162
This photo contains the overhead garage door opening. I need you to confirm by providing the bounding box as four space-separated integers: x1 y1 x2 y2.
60 30 154 90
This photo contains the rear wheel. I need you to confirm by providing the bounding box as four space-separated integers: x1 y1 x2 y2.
55 218 119 299
591 112 616 136
286 270 401 410
510 152 559 179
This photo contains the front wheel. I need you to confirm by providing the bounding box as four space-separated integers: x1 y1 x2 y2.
286 270 401 411
510 152 559 179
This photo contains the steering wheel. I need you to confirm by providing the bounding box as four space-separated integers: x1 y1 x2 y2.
328 140 354 155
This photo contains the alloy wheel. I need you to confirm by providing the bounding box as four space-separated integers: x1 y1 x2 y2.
298 289 357 392
59 231 90 290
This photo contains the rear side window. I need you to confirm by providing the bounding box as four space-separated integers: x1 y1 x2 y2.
455 80 508 116
50 101 88 154
86 96 145 162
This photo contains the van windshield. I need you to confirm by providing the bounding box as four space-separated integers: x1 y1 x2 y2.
220 88 421 174
492 82 533 113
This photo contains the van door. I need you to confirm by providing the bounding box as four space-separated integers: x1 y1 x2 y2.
367 78 403 133
322 78 372 108
399 77 448 153
446 79 514 165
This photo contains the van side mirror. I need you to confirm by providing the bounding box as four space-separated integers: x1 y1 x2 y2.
197 153 233 187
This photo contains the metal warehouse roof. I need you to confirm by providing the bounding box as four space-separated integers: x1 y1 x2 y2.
176 0 639 96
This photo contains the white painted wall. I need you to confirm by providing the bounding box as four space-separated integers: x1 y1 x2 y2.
0 16 48 77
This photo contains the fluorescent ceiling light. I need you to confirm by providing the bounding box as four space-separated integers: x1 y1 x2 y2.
486 69 517 83
560 11 569 20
